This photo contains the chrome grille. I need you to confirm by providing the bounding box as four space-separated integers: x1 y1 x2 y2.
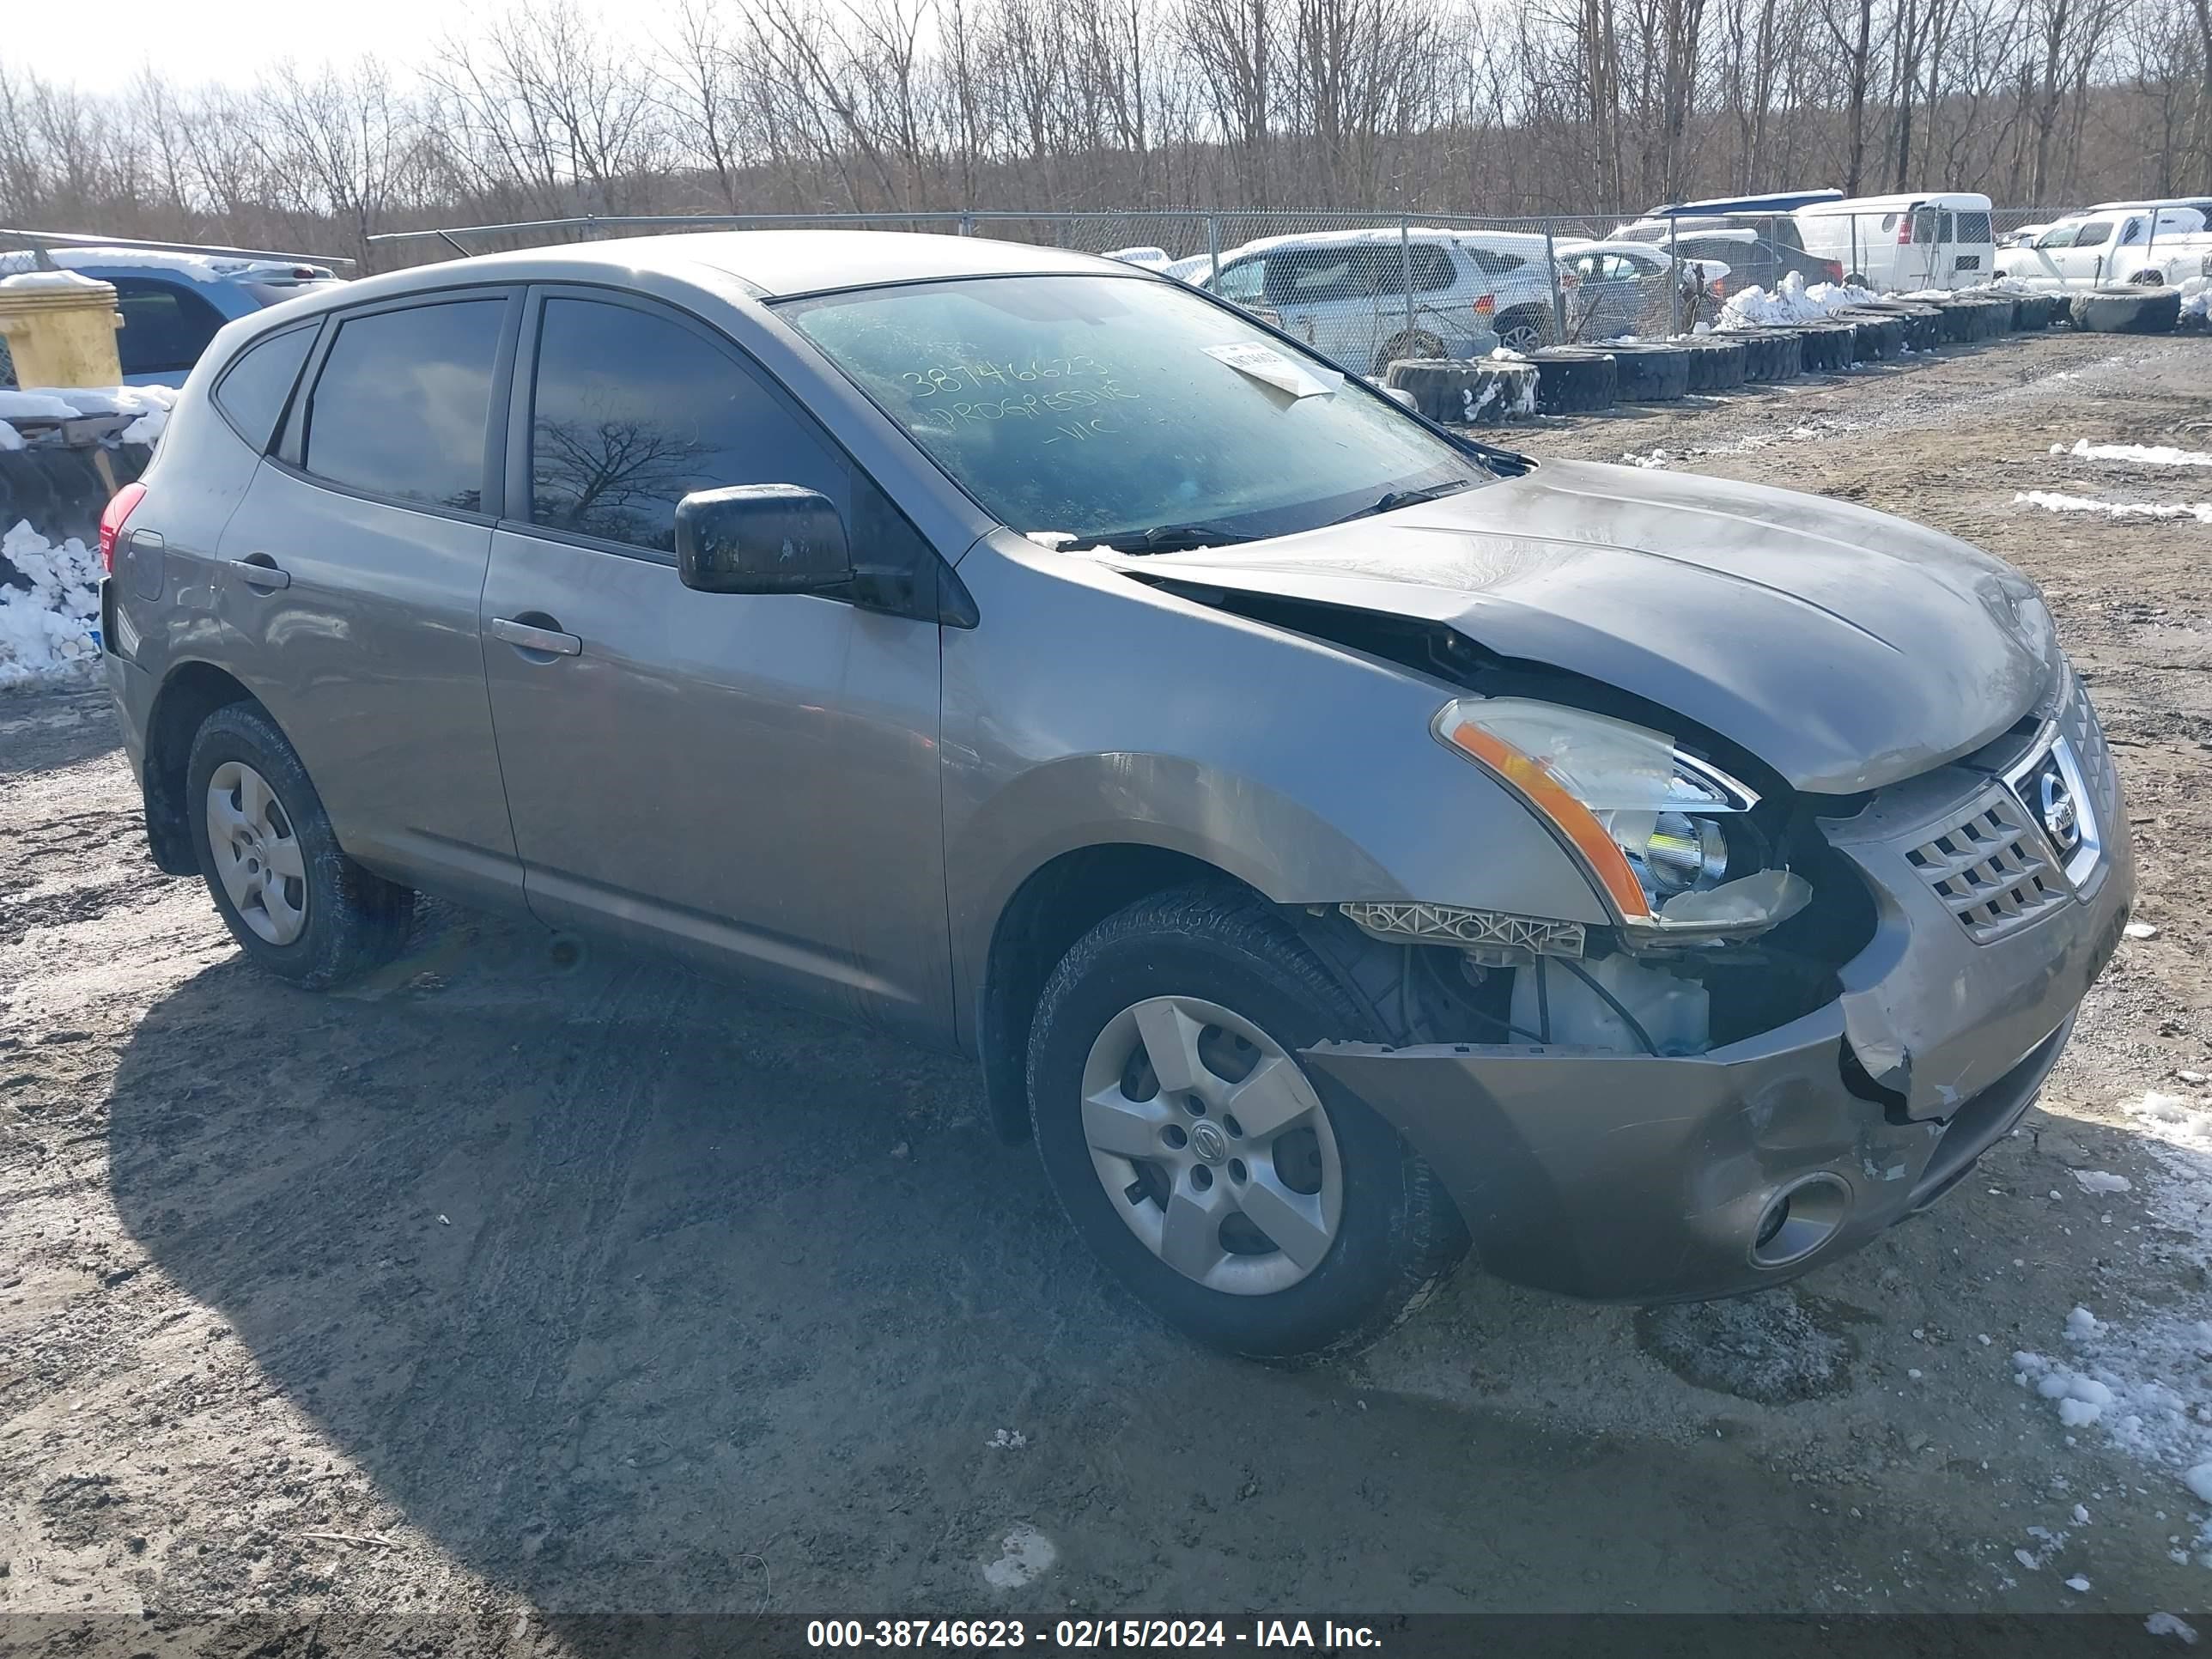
1905 787 2071 944
2055 672 2113 819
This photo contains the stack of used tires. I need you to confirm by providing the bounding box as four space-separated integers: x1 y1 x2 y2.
0 442 154 551
1783 322 1856 372
2069 286 2185 335
2011 293 2060 331
1679 337 1747 392
1723 330 1804 382
1603 342 1692 402
1835 310 1905 362
1382 356 1539 425
1522 347 1618 413
1932 297 2008 342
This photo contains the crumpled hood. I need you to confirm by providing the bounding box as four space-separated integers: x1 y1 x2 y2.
1099 459 2057 793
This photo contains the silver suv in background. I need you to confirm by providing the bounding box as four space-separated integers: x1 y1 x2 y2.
100 232 2131 1360
1197 227 1558 363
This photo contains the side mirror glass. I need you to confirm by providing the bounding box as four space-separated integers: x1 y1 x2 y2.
675 485 853 595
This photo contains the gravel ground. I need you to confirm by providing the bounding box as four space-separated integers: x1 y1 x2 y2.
3 328 2210 1644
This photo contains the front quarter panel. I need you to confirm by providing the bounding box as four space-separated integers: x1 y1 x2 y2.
942 530 1611 1047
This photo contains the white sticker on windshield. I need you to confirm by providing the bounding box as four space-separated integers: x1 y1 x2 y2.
1203 343 1341 400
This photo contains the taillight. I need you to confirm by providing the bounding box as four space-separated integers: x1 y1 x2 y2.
98 482 146 574
1711 277 1727 297
1473 294 1496 318
1898 218 1913 246
1825 260 1845 283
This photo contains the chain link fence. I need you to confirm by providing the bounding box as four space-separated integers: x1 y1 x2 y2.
363 204 2094 374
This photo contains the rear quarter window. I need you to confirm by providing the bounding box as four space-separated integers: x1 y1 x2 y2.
300 299 505 513
212 325 316 452
111 277 228 376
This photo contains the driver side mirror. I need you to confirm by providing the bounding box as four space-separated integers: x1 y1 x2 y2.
675 485 853 596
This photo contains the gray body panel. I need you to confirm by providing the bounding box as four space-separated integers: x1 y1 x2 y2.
215 463 519 909
1098 458 2058 793
479 527 954 1039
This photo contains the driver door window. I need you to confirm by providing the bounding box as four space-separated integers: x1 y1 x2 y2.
1214 259 1265 305
526 297 848 556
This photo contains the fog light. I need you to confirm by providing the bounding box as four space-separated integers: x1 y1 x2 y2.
1749 1173 1852 1268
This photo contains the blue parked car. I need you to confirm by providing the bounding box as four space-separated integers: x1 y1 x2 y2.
1 244 345 387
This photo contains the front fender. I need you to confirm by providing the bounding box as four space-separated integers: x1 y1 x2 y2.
942 531 1610 1047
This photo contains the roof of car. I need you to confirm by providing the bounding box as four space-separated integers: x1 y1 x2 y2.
340 230 1130 304
1216 226 1556 261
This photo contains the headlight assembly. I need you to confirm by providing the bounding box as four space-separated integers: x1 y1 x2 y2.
1431 697 1811 938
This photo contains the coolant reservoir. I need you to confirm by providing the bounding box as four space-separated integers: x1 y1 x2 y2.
1510 955 1711 1056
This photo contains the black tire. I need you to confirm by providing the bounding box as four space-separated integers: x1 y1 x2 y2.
1601 341 1690 402
1525 346 1618 413
2011 293 2057 331
185 702 415 988
2070 285 2183 334
1893 305 1946 351
1836 311 1904 362
1027 884 1467 1362
1725 329 1802 382
1680 337 1747 392
1786 323 1853 373
1383 357 1537 424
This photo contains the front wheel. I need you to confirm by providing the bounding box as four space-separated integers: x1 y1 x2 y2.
185 702 414 988
1026 884 1466 1361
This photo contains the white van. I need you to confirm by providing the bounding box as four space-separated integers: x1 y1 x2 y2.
1792 192 1996 292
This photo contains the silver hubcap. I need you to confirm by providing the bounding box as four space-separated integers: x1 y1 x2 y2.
206 760 307 946
1080 995 1343 1296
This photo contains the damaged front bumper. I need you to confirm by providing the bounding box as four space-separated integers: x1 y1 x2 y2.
1304 702 2135 1304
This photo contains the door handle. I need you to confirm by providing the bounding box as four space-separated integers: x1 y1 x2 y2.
228 556 289 591
490 616 581 657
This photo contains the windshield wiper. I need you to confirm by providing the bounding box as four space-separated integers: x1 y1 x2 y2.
1337 479 1477 524
1095 523 1259 556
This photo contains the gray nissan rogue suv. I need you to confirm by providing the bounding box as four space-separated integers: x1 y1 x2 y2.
98 231 2132 1359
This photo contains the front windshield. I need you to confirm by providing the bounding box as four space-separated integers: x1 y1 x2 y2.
779 273 1491 548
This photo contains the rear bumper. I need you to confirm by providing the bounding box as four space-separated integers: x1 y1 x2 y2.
1304 709 2134 1304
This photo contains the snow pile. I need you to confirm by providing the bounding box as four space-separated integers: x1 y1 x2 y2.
2180 278 2210 324
2015 490 2212 525
1716 272 1879 330
1488 344 1529 363
0 383 175 450
2001 1091 2212 1560
0 268 110 292
0 519 102 687
2012 1302 2212 1468
2052 439 2212 468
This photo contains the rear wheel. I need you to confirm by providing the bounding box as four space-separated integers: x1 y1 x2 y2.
1493 307 1548 354
185 702 414 988
1372 329 1445 377
1027 885 1465 1361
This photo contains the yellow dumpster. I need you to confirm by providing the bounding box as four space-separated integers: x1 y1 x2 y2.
0 270 125 389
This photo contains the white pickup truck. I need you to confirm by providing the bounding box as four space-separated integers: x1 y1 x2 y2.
1997 207 2212 289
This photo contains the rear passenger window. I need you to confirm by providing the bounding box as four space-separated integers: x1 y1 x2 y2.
527 297 848 555
112 277 228 375
1957 211 1993 243
302 300 504 512
213 325 315 451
